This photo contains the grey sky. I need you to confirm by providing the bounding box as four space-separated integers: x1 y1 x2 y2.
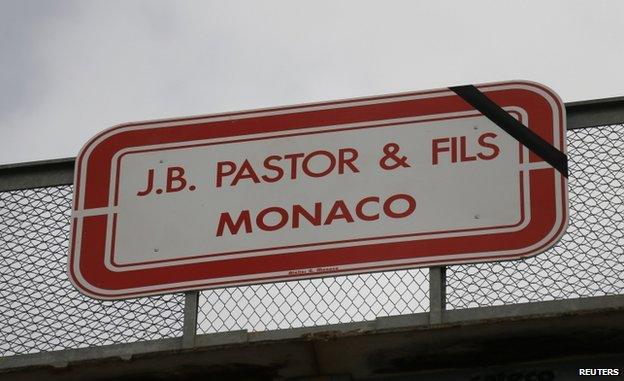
1 0 623 164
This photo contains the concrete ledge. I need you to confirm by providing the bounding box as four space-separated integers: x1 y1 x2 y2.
443 293 624 324
0 157 74 191
2 294 623 379
566 96 624 129
0 337 182 371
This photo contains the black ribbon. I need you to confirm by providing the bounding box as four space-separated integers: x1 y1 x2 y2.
450 85 568 178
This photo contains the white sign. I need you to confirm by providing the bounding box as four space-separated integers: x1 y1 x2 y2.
69 80 568 299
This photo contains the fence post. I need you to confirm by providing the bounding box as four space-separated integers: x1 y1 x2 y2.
429 266 446 324
182 291 199 349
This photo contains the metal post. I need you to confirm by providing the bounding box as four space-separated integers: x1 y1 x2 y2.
429 266 446 325
182 291 199 349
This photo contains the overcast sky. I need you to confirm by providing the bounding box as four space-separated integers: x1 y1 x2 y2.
1 0 623 165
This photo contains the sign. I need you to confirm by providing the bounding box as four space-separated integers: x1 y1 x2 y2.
69 80 568 299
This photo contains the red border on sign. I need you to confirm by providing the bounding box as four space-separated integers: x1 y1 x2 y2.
108 111 527 269
68 80 568 299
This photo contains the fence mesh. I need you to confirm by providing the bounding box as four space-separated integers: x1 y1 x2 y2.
0 186 185 357
0 124 622 356
447 124 624 308
196 269 429 334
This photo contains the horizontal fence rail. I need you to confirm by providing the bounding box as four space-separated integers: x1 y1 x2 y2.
1 98 623 361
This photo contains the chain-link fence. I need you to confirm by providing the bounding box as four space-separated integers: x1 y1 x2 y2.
1 124 623 357
446 124 624 308
196 269 429 334
0 186 185 357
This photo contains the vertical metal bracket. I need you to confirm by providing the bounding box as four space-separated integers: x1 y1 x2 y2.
429 266 446 325
182 291 199 349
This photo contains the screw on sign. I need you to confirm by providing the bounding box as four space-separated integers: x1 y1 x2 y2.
68 80 568 299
